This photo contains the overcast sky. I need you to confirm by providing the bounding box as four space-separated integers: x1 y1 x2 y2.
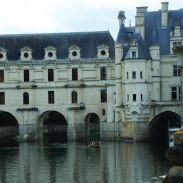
0 0 182 39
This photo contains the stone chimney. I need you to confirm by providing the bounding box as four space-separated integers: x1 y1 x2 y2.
118 11 126 27
161 2 169 27
135 6 148 40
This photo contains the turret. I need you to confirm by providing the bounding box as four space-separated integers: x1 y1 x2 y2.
161 2 169 27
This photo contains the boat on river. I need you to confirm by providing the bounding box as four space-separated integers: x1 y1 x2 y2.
88 141 100 148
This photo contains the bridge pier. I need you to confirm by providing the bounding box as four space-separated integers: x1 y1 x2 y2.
16 109 39 142
19 123 38 142
67 110 86 141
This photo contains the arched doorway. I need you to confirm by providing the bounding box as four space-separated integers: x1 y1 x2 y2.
148 111 181 145
39 111 67 143
0 111 19 141
85 113 100 141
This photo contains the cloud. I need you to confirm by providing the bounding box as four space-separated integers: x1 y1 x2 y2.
0 0 182 39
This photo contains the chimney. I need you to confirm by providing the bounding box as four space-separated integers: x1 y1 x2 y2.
118 11 126 27
135 6 148 40
161 2 169 27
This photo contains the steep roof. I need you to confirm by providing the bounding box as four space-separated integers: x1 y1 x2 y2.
0 31 115 61
117 23 151 60
116 8 183 59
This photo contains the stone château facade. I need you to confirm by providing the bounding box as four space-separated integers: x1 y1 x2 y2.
0 2 183 142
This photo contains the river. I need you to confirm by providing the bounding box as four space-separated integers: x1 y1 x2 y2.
0 141 170 183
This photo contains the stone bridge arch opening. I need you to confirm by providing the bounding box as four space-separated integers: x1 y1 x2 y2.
148 111 181 145
38 111 67 143
85 113 100 141
0 111 19 141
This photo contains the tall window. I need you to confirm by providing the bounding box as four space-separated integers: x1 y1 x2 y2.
72 68 78 81
0 70 4 83
48 69 54 82
100 67 107 80
173 65 182 76
141 94 143 101
71 91 77 103
126 72 129 79
101 89 107 103
140 71 143 79
23 92 29 104
102 109 106 116
171 87 181 101
132 71 136 79
0 92 5 105
24 70 29 82
132 94 136 101
48 91 54 104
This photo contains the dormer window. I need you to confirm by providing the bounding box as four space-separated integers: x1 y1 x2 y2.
69 45 80 60
132 51 137 59
130 49 138 59
44 46 57 60
0 47 7 61
20 47 32 61
97 44 109 59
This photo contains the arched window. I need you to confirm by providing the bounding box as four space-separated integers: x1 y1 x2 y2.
132 51 136 59
71 91 77 104
23 92 29 104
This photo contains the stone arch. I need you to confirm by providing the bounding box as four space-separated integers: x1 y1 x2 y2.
85 113 100 141
148 111 181 144
0 111 19 140
38 110 67 143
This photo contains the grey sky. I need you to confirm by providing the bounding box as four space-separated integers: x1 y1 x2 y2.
0 0 182 39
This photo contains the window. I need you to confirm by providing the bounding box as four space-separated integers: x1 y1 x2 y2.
23 92 29 104
72 68 78 81
0 70 4 83
132 51 136 59
0 53 3 59
171 87 181 101
48 91 54 104
24 70 29 82
140 71 143 79
48 69 54 82
102 109 106 116
173 65 182 76
100 67 107 80
72 51 77 57
101 50 106 55
48 52 53 58
24 52 29 58
132 94 136 101
101 89 107 103
71 91 77 103
127 72 129 79
0 92 5 104
141 94 143 101
132 71 136 79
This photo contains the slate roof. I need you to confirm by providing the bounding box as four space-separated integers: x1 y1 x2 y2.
116 9 183 60
0 31 115 61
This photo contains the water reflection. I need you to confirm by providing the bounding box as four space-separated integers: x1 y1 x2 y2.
0 141 170 183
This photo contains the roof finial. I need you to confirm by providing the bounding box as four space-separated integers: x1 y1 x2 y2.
118 11 126 27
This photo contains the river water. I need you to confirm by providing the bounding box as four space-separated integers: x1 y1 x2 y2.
0 141 170 183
